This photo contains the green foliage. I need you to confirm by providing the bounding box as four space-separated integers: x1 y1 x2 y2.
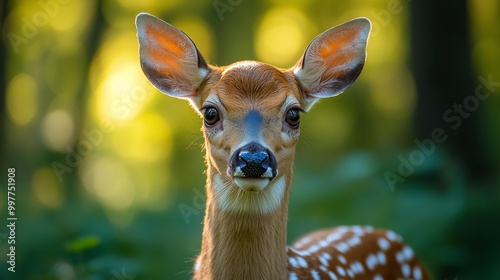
65 235 101 253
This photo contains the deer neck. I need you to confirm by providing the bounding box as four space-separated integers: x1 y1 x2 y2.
196 167 291 280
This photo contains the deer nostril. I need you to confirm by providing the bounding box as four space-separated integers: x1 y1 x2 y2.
239 151 268 165
236 151 269 178
229 142 277 179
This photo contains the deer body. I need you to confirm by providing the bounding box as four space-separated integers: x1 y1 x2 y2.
136 13 430 280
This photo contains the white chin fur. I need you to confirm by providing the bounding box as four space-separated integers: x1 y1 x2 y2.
234 178 270 192
213 174 286 214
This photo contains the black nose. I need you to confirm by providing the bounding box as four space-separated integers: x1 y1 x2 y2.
229 142 277 179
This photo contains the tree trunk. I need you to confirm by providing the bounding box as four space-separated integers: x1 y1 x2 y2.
409 0 492 179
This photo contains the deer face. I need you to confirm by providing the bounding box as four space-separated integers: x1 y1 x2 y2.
201 61 302 190
136 13 370 214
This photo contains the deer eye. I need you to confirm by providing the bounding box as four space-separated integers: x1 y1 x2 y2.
203 107 220 127
285 108 302 128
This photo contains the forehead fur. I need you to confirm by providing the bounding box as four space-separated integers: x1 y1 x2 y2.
214 61 294 112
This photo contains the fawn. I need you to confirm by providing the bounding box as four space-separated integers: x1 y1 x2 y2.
136 13 430 280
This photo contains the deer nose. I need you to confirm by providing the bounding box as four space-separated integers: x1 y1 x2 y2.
229 142 277 179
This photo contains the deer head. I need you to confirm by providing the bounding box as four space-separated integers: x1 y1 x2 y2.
136 13 370 215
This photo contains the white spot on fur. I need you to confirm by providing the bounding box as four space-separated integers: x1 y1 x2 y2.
364 226 374 233
350 261 364 274
401 263 411 278
326 232 343 243
336 266 346 276
403 245 414 260
311 270 320 280
334 242 349 253
396 245 414 264
319 239 329 247
289 271 298 280
377 237 390 251
319 256 329 266
322 252 332 261
347 236 361 247
338 255 347 264
328 271 338 280
296 256 308 268
396 251 405 264
377 251 386 265
289 257 299 268
413 265 423 280
366 253 378 270
386 230 401 242
350 225 364 235
373 275 384 280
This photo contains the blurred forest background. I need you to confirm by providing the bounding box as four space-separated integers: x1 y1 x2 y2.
1 0 499 279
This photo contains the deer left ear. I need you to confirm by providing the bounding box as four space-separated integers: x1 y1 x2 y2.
135 13 209 102
292 18 371 110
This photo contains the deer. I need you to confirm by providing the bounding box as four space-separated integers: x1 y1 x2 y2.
135 12 431 280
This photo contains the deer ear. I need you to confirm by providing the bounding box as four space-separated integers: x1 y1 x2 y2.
135 13 209 101
292 18 371 110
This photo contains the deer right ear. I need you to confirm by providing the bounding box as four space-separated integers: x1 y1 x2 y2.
135 13 209 102
292 18 371 111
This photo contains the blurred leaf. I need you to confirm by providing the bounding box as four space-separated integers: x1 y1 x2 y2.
65 235 101 253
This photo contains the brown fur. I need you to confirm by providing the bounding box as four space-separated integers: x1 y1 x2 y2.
193 167 293 280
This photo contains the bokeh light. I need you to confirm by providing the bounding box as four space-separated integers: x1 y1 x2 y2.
110 112 173 163
6 73 38 126
91 31 150 122
42 109 75 152
255 7 316 67
32 167 64 208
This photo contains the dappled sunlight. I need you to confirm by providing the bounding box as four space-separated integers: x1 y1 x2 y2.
91 30 151 122
255 7 316 67
41 109 75 152
49 0 94 33
470 0 499 77
6 73 38 126
82 17 177 215
364 17 406 67
80 156 135 210
32 167 64 209
94 62 150 122
368 66 416 115
109 112 173 163
470 0 497 28
78 151 172 215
